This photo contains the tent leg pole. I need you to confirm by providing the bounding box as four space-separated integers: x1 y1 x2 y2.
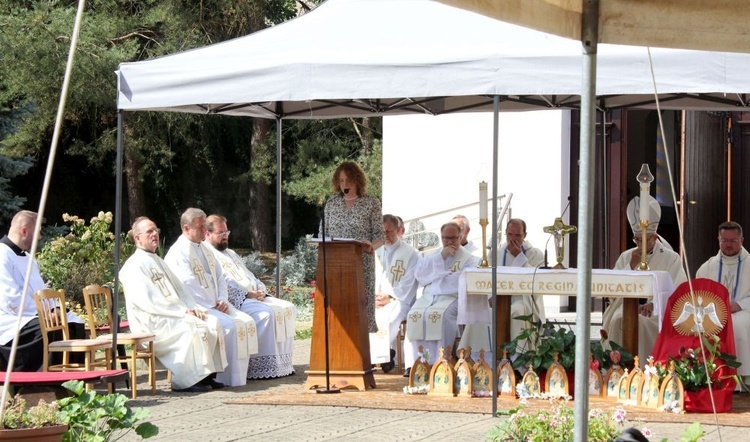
491 95 500 417
276 118 283 293
575 1 599 441
112 109 124 371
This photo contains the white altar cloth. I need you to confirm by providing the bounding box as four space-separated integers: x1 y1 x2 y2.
458 267 675 331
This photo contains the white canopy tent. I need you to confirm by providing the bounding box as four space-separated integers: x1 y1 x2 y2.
117 0 750 115
115 0 750 427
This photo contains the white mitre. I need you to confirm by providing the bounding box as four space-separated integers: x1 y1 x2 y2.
626 195 661 233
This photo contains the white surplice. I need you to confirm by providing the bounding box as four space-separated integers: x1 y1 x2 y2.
165 235 257 387
697 247 750 376
119 248 227 390
368 239 420 364
1 241 84 344
205 243 297 378
403 246 479 368
603 241 686 364
458 240 545 362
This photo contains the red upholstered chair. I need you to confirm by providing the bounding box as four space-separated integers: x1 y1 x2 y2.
651 278 737 412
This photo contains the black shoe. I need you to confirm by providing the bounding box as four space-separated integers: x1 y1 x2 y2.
173 383 211 393
403 367 411 378
198 376 226 389
206 379 225 389
381 361 394 373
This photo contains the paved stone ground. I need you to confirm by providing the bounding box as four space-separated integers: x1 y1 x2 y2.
114 337 747 442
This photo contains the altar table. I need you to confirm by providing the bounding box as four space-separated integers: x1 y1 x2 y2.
458 267 676 358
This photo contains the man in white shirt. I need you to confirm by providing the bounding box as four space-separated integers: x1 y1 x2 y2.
452 214 484 259
204 214 297 379
403 222 479 374
369 215 419 373
459 218 545 360
602 196 686 363
696 221 750 380
165 208 258 387
120 216 227 392
0 210 84 371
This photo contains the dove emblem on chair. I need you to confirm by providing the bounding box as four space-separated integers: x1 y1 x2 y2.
673 295 723 335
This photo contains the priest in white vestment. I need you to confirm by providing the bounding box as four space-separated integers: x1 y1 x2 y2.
602 196 686 364
0 210 85 371
404 222 479 372
452 215 484 259
204 214 297 379
119 217 227 392
164 208 257 387
696 221 750 379
369 215 420 372
459 218 545 361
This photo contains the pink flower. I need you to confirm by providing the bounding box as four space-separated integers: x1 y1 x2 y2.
309 291 316 299
609 350 622 364
612 407 626 423
310 280 316 286
590 359 600 371
641 427 653 438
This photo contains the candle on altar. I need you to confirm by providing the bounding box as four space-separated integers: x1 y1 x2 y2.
479 181 488 220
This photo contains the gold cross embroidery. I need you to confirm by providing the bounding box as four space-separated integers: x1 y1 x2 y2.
409 311 422 323
192 259 209 288
390 259 406 283
428 311 442 323
450 260 462 272
221 261 242 280
150 268 170 297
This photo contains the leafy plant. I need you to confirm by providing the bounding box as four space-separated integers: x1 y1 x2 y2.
1 395 62 429
486 403 635 442
590 329 634 371
37 212 135 307
58 380 158 441
656 334 741 392
272 235 317 287
501 317 576 372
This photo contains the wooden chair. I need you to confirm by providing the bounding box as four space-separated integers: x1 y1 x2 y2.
82 284 157 398
396 320 407 372
33 289 113 389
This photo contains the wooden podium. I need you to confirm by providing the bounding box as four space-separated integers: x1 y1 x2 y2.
305 240 376 391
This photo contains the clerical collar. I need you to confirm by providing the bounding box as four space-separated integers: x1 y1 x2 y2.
0 235 25 256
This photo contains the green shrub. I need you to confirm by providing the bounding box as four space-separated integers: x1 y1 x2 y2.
37 212 135 306
273 235 317 286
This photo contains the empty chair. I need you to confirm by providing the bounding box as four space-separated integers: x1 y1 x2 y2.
33 289 112 377
82 284 156 398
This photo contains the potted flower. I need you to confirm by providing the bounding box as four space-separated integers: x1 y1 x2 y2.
0 395 67 441
656 334 741 413
590 329 634 372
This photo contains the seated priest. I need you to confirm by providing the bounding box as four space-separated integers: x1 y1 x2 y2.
165 208 258 387
696 221 750 383
119 217 227 392
459 218 545 361
601 196 686 363
204 214 297 379
369 214 420 373
403 222 479 376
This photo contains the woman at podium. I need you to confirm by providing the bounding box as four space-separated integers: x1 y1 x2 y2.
321 161 384 333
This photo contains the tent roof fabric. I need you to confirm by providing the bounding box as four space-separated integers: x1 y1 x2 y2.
116 0 750 119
